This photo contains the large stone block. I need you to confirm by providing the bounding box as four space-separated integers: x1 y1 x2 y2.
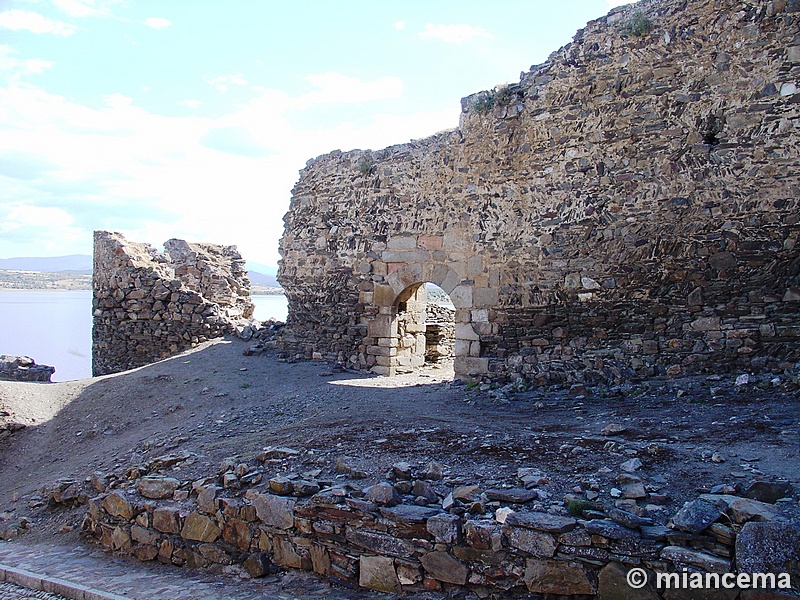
420 551 468 585
524 559 596 595
359 556 401 593
252 493 296 530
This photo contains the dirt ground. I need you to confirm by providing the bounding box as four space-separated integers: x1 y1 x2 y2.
0 336 798 551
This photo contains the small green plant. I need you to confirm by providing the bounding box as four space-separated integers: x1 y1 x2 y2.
622 10 654 37
357 155 375 175
239 382 250 389
465 380 481 391
472 91 495 116
567 499 592 516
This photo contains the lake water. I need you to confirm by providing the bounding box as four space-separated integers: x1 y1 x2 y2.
0 291 287 382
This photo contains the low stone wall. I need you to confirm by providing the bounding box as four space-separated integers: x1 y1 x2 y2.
92 231 254 376
77 464 799 598
0 355 54 382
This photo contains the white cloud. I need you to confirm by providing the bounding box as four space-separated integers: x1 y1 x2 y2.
393 21 405 30
143 17 171 30
300 72 403 106
51 0 120 18
207 73 248 92
177 99 202 109
0 45 54 77
0 9 77 36
419 23 493 44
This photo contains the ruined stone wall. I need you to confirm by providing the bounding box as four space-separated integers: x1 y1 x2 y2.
78 470 799 597
279 0 800 382
92 231 254 376
0 355 55 382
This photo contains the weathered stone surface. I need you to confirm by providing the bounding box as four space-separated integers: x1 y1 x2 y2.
180 512 220 543
598 562 659 600
524 559 596 595
379 504 439 524
742 481 794 504
661 546 730 573
419 551 468 585
365 482 401 507
152 507 181 534
484 488 537 503
252 492 296 530
359 555 401 593
137 476 180 500
584 519 640 542
345 528 416 558
243 552 273 578
735 521 800 576
700 494 781 524
92 231 253 376
505 512 576 533
102 492 133 520
503 526 556 557
426 513 462 544
670 499 723 534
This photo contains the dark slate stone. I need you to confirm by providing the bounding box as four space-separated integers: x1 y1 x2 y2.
484 488 538 503
736 521 800 575
379 504 440 524
671 499 723 534
742 480 794 504
607 507 653 529
584 519 640 542
505 512 577 533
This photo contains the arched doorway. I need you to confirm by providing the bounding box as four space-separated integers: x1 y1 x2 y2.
394 283 454 373
367 262 489 379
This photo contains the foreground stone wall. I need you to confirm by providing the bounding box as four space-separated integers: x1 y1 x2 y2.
92 231 254 376
0 355 54 382
278 0 800 383
77 464 799 598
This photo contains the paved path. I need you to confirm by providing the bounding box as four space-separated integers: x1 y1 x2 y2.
0 581 67 600
0 541 374 600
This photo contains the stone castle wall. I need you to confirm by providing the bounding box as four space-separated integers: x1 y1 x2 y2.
278 0 800 383
92 231 254 376
76 465 798 598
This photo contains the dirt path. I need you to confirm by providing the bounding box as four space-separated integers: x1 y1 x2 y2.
1 336 798 544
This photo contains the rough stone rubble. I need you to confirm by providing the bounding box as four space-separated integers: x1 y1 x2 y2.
92 231 254 376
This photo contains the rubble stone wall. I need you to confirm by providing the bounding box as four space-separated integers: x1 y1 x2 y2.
0 355 55 382
79 477 799 598
278 0 800 383
92 231 254 376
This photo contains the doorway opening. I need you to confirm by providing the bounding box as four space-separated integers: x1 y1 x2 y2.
394 282 455 373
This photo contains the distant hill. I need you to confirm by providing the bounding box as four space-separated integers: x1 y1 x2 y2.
0 255 92 273
248 270 279 287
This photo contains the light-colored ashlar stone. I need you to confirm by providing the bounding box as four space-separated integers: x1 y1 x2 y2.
252 492 296 530
180 512 221 543
359 556 401 593
524 559 596 595
419 551 469 585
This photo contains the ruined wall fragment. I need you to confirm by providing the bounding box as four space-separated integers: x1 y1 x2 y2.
278 0 800 382
92 231 254 376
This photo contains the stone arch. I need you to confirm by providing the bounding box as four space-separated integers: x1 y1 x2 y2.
367 262 489 379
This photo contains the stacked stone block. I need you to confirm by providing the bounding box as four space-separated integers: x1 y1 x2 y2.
92 231 254 376
278 0 800 383
80 474 798 598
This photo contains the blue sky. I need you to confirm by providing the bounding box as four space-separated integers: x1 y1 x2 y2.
0 0 629 268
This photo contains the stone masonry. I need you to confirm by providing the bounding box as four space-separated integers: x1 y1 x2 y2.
92 231 254 376
278 0 800 383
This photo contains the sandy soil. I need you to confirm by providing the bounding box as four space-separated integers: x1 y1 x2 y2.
1 336 798 542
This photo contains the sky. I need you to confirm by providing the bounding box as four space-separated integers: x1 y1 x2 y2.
0 0 631 269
